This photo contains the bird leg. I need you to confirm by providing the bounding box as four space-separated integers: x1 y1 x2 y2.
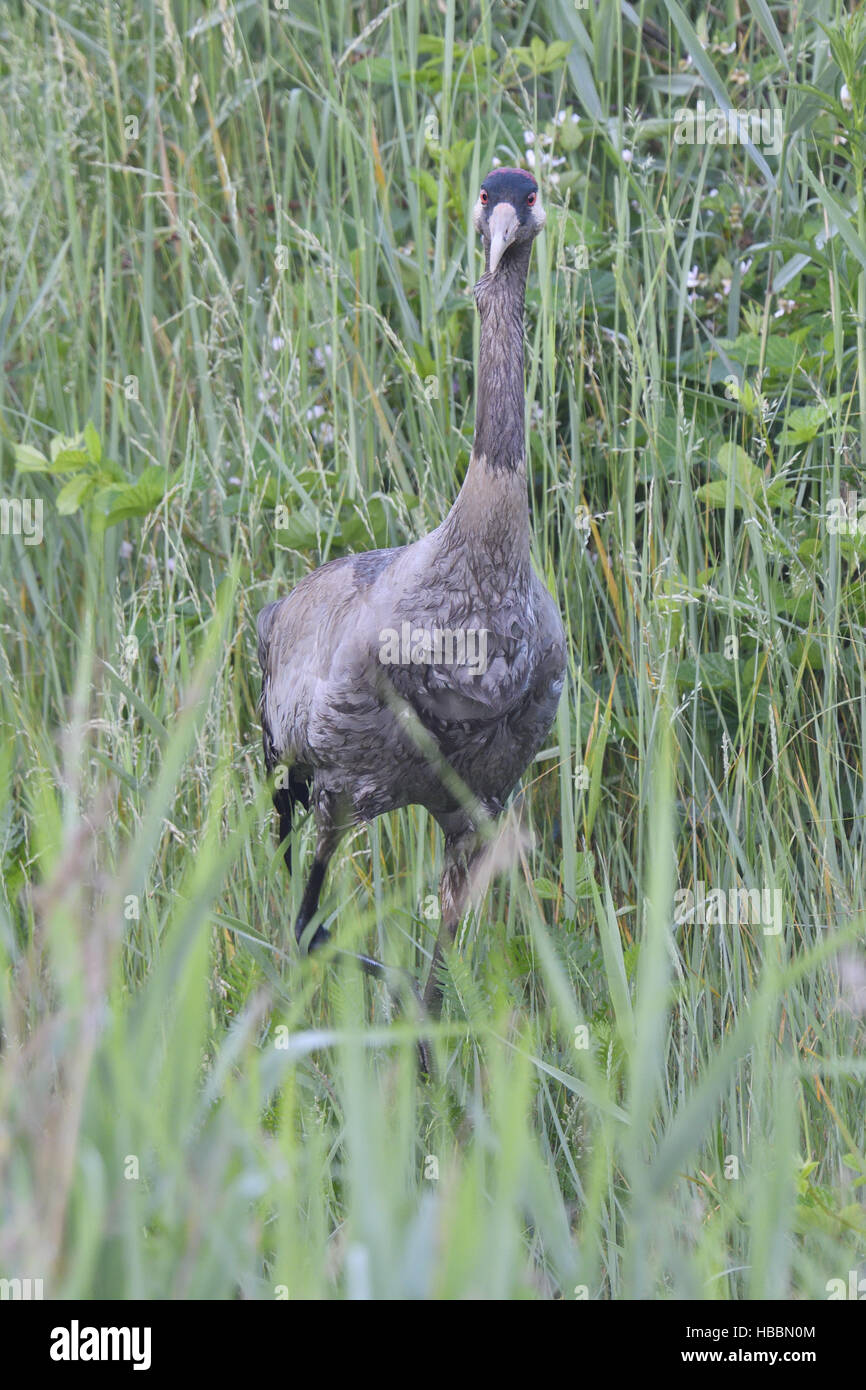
422 830 482 1016
294 853 331 951
288 806 433 1073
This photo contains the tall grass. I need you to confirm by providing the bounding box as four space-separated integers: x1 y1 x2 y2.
0 0 864 1298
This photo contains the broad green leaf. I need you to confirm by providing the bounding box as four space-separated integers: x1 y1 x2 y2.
91 466 168 531
14 443 50 472
56 472 97 515
778 399 841 446
50 448 91 473
533 876 559 900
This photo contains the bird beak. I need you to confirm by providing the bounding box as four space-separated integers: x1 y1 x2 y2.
487 202 519 274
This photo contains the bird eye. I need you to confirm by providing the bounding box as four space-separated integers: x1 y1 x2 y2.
480 189 488 204
527 192 536 206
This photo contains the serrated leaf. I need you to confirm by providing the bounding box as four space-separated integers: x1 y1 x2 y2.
91 466 168 532
778 397 844 447
534 876 559 900
717 333 802 371
696 444 794 511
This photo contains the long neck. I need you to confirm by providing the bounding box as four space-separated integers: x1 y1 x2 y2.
440 244 532 579
472 242 530 472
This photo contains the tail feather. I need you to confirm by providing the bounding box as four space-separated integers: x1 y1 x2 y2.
271 766 310 872
258 600 310 873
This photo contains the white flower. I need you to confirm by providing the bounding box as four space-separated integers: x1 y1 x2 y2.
525 148 536 168
120 540 133 559
840 83 852 111
523 129 535 145
271 335 285 351
622 149 633 164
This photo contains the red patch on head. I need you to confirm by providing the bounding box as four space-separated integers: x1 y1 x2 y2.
485 166 535 181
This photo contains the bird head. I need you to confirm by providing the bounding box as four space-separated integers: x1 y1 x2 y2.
473 168 545 275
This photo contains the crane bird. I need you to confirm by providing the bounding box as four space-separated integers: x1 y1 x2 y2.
258 166 565 1020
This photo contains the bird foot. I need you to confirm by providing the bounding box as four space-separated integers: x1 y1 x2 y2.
300 929 434 1078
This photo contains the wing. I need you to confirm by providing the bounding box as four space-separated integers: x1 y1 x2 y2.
257 547 401 766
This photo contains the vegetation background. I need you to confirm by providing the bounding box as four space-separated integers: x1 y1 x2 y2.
1 0 865 1299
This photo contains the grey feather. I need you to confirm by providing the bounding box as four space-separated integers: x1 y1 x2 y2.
257 167 566 1011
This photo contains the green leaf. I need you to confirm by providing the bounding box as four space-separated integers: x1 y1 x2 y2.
696 443 794 511
694 479 731 507
84 420 102 465
574 850 596 897
14 443 50 472
91 466 168 532
717 442 764 494
716 333 803 372
56 472 97 515
50 448 91 473
408 169 438 206
545 39 573 65
778 400 839 447
534 876 559 900
275 511 322 551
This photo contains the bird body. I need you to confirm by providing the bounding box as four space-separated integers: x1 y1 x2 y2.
258 480 562 825
258 167 565 1007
